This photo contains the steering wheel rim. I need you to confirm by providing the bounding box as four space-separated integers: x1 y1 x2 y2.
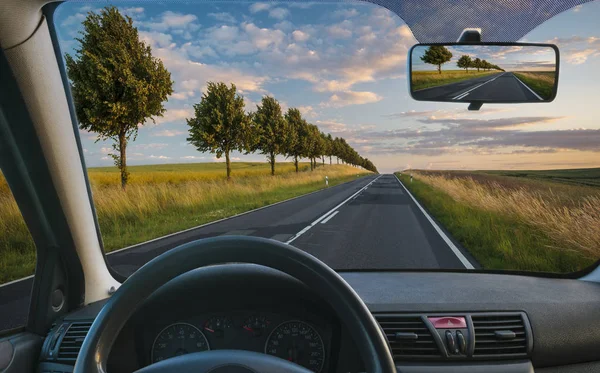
74 236 396 373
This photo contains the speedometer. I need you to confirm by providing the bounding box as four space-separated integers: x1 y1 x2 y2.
151 323 209 363
264 321 325 372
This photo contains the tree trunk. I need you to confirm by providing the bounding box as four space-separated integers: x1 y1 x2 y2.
337 157 339 164
270 152 275 176
225 151 231 180
438 64 441 74
294 155 298 173
118 131 128 190
322 155 325 165
329 156 332 165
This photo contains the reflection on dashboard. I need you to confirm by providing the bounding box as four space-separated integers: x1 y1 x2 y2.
142 311 330 372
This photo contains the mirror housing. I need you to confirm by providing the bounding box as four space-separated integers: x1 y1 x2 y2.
408 43 559 107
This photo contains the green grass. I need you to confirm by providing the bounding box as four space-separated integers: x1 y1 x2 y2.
411 70 499 91
0 162 369 284
396 173 595 273
513 71 555 100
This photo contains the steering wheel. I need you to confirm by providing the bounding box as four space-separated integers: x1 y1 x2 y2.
74 236 396 373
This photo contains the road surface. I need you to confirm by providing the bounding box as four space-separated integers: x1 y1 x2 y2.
0 174 477 331
413 72 543 102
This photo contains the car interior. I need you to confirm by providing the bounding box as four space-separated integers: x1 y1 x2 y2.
1 0 600 373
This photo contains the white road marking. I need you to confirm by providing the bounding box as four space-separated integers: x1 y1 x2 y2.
320 211 339 224
512 74 543 101
454 92 469 100
451 72 505 100
393 174 475 269
286 175 382 244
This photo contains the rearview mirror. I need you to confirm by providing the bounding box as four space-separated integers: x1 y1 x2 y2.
409 43 559 105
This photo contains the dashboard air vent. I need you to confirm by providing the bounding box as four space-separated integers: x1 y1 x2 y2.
375 314 441 359
472 313 529 357
57 321 93 363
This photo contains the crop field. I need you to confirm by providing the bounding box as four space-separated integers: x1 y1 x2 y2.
513 71 556 100
398 168 600 273
411 70 498 91
0 162 369 284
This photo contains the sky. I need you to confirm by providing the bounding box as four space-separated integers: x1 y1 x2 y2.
412 45 557 72
55 1 600 173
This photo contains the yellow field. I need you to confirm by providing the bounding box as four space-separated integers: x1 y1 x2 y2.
0 162 369 283
412 70 498 91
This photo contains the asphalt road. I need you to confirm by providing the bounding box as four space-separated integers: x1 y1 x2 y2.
413 72 542 102
0 174 477 331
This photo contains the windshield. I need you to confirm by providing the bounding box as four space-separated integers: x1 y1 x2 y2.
3 0 597 286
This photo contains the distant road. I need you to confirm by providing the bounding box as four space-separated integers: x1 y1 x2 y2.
0 174 477 331
413 72 542 102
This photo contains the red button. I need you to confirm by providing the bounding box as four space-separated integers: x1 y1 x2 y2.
428 317 466 329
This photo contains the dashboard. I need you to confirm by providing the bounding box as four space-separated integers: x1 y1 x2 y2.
39 264 600 373
133 310 332 372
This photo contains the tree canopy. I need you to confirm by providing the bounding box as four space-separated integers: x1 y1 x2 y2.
186 82 251 180
457 55 472 72
420 45 453 74
253 96 288 175
66 6 173 189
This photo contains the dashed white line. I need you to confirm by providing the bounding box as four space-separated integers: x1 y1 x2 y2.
512 73 543 101
393 174 475 269
320 211 339 224
286 175 382 244
451 72 505 100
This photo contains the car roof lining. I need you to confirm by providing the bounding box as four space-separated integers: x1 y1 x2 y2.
365 0 594 42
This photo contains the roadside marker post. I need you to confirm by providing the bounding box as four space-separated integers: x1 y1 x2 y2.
325 176 329 187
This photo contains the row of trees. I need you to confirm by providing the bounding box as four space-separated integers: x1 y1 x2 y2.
457 55 504 73
187 82 378 180
420 45 504 74
66 7 377 189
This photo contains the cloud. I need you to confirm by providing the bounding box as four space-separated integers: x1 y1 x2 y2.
249 3 271 13
149 155 171 159
327 22 353 39
170 91 195 100
142 11 200 32
139 31 173 48
180 155 206 160
297 105 317 118
323 91 382 107
61 13 86 27
292 30 309 42
268 8 290 20
546 36 600 65
151 130 187 137
332 8 359 18
131 143 168 150
208 12 236 23
147 108 194 126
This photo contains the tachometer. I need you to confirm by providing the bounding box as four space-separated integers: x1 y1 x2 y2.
264 320 325 373
151 323 209 363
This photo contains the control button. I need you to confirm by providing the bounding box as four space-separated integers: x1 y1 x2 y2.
428 316 467 329
456 331 467 354
445 330 458 354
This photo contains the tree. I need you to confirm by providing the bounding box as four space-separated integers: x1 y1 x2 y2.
305 124 322 171
66 6 173 190
186 82 251 180
472 57 482 72
420 45 453 74
253 96 288 176
326 134 334 164
284 108 307 173
481 60 490 71
457 55 472 73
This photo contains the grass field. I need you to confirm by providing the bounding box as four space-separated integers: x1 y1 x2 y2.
397 169 599 273
0 162 370 284
513 71 555 100
411 70 499 91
